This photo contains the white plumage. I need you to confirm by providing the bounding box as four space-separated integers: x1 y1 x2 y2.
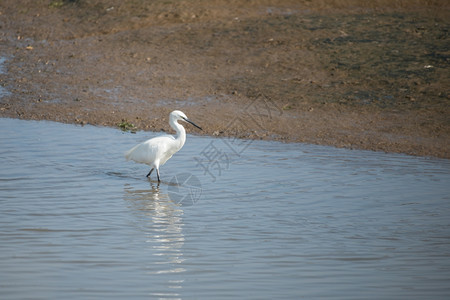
125 110 202 182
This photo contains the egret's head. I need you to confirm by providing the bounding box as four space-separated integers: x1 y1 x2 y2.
170 110 188 121
170 110 202 130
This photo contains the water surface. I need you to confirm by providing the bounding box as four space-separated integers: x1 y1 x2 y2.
1 118 449 299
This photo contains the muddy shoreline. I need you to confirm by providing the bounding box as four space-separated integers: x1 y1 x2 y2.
1 1 449 158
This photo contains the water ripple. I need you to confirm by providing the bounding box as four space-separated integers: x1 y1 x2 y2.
1 118 450 299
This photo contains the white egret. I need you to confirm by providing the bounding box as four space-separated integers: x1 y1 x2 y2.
125 110 202 182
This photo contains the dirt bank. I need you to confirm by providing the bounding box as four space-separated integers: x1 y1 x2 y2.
0 0 449 158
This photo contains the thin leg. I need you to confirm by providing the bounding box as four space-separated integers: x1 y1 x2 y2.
146 168 154 178
156 168 161 182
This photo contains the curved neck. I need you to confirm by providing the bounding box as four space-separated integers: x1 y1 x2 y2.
171 119 186 149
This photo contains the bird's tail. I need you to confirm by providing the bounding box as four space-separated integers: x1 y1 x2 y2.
124 144 139 161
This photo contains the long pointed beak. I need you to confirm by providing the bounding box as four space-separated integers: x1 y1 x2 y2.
183 117 202 130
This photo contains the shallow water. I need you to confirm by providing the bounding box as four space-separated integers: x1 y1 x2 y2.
1 118 449 299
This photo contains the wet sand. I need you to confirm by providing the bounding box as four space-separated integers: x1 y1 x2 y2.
0 0 449 158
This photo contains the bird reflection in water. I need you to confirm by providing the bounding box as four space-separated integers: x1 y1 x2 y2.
124 181 186 296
